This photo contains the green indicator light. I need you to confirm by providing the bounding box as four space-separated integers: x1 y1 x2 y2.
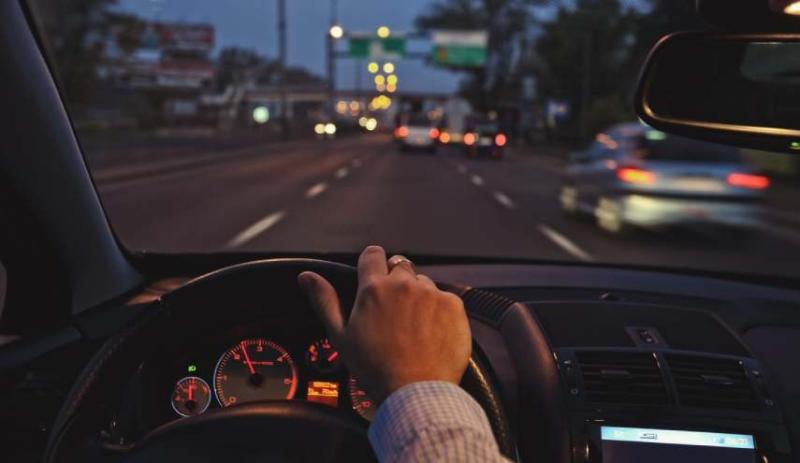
791 141 800 150
187 364 197 373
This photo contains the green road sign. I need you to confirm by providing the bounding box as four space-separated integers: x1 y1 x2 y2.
431 30 488 68
348 37 406 59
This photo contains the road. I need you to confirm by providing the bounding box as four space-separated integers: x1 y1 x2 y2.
98 133 800 278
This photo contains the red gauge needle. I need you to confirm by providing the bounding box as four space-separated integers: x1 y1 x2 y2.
327 351 339 362
240 342 256 375
188 384 195 401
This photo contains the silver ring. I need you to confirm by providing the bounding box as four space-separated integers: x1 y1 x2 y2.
388 256 415 273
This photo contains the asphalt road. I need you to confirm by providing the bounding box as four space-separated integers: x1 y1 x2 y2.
98 133 800 279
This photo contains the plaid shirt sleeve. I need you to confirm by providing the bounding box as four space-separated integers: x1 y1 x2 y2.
367 381 512 462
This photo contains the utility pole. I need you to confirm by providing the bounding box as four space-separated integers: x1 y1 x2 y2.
277 0 289 140
579 31 592 141
327 0 338 113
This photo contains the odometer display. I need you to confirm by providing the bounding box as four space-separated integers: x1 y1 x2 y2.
214 339 298 407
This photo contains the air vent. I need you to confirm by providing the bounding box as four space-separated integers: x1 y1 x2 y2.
667 354 758 410
576 351 668 405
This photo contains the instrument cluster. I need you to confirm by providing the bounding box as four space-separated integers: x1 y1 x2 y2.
162 335 376 423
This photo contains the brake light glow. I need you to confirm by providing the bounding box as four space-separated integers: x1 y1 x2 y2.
429 128 440 139
395 126 408 138
727 173 770 190
495 133 507 147
439 132 451 144
617 167 657 185
464 133 476 146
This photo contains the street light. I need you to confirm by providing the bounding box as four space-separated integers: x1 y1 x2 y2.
383 62 395 74
329 25 344 39
377 26 391 38
374 75 386 86
367 62 379 74
386 74 398 86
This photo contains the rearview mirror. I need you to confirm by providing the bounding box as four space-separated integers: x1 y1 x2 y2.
636 33 800 154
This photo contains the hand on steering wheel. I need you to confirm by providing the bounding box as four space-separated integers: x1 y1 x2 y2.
298 246 472 403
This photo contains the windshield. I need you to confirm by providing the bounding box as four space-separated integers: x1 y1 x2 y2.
27 0 800 279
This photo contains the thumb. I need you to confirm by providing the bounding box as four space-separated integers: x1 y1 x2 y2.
298 271 345 343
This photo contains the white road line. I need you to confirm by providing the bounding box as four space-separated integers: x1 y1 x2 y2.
493 191 515 209
227 211 286 248
537 224 594 262
305 182 328 198
352 159 362 168
457 164 467 174
762 223 800 244
470 175 484 186
335 167 349 179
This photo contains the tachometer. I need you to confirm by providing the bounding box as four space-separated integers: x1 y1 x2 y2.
171 376 211 417
213 339 298 407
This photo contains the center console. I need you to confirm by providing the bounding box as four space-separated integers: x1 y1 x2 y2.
530 301 792 462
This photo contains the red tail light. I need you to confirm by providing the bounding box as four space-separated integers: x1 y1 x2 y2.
617 167 657 185
429 128 440 139
727 173 770 190
494 133 507 147
463 133 476 146
395 126 408 138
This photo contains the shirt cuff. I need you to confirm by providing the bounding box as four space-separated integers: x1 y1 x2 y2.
367 381 496 461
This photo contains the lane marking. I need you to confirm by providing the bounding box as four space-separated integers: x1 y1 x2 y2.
227 211 286 248
352 159 362 168
537 224 594 262
470 175 484 186
305 182 328 198
493 191 515 209
762 223 800 244
335 167 349 179
457 164 467 174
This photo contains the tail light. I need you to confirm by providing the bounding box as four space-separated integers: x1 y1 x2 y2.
727 173 770 190
429 128 441 139
617 167 657 185
495 133 507 147
463 133 476 146
439 132 451 144
395 126 408 138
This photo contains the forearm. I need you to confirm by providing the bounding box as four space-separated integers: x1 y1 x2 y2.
368 382 512 463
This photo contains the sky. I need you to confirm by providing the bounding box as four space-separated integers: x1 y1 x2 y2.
117 0 467 93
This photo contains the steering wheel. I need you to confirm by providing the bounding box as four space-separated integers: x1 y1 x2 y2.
44 259 514 462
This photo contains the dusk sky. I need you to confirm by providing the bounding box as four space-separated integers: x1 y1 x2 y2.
117 0 468 93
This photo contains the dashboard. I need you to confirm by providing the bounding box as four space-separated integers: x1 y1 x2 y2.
142 323 376 427
35 259 800 463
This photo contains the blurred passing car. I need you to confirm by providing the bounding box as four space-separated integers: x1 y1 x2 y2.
394 114 439 153
560 123 769 234
464 119 507 159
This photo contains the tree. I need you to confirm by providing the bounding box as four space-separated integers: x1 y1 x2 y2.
534 0 641 138
216 47 324 92
415 0 545 110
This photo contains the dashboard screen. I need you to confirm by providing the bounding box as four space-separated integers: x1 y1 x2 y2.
600 426 757 463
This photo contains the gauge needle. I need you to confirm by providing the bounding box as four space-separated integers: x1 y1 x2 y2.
240 342 256 375
327 351 339 362
188 384 195 401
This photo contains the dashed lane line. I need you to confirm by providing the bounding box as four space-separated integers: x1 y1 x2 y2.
493 191 515 209
471 175 485 186
305 182 328 198
537 224 594 262
227 211 286 248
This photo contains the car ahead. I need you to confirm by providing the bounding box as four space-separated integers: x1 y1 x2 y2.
463 119 507 159
394 115 439 153
560 123 770 234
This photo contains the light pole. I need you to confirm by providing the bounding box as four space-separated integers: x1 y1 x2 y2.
327 0 340 114
277 0 289 140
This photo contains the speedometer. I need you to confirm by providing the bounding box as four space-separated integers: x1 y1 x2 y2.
213 338 298 407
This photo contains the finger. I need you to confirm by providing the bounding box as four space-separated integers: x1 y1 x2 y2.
298 272 345 344
415 273 437 288
358 245 388 284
